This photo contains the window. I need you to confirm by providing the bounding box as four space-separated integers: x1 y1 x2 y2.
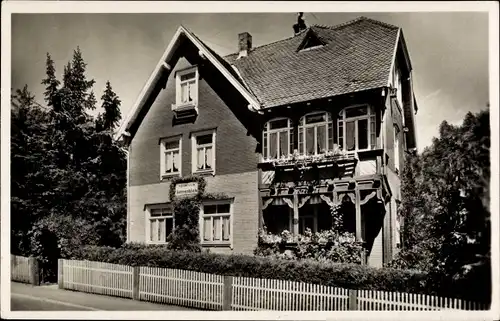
338 105 376 152
298 112 334 156
262 118 293 160
393 62 403 107
394 125 400 173
201 202 232 245
145 205 174 244
160 136 181 178
191 129 216 174
175 67 198 106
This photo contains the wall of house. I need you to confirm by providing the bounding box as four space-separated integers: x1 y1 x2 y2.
128 55 260 254
129 172 259 255
381 83 405 263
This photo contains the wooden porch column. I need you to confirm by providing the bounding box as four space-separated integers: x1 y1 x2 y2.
355 186 362 242
355 185 367 264
293 192 299 235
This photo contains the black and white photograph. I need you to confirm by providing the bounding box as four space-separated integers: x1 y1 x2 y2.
1 1 498 319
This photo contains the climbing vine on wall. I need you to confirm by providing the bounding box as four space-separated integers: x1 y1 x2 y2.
166 175 229 252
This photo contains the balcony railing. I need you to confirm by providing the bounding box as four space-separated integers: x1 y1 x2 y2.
259 148 385 185
257 147 358 171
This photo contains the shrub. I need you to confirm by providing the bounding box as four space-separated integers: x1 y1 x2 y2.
255 228 363 264
73 243 430 295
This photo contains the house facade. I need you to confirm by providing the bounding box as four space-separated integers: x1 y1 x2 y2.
120 16 418 267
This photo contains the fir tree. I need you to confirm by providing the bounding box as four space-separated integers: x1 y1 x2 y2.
99 81 122 132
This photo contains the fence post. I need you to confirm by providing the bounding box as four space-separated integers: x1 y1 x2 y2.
222 276 233 311
132 266 140 300
28 257 40 286
58 259 64 289
349 289 358 311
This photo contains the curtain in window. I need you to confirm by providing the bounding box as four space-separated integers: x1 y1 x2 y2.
279 131 288 157
306 127 315 155
222 217 230 241
150 220 156 242
158 218 165 242
181 83 189 103
172 151 179 172
197 149 204 170
213 217 221 241
203 218 211 241
165 152 173 172
346 121 356 151
205 146 212 169
317 125 326 154
298 127 304 154
269 132 277 158
188 81 196 102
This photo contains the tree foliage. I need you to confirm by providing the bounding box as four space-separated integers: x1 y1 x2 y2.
11 48 127 281
389 107 491 302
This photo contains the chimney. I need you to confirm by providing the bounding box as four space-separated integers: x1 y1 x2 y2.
293 12 307 35
238 32 252 58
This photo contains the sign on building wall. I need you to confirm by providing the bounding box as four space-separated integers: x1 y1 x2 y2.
175 182 199 198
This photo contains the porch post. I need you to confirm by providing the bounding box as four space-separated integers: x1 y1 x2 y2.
355 186 362 242
293 192 299 235
354 185 366 264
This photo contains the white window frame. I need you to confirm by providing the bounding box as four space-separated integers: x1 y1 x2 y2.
262 117 293 161
199 200 233 247
394 125 400 173
160 136 182 179
175 66 199 107
145 204 174 245
337 105 376 153
191 129 216 175
298 111 334 156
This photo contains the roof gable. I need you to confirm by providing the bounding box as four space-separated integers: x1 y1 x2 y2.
297 28 325 52
117 26 261 140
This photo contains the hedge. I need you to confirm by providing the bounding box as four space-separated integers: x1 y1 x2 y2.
71 243 430 294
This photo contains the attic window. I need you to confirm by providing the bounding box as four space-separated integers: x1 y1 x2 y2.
175 67 198 107
297 31 325 52
171 66 199 120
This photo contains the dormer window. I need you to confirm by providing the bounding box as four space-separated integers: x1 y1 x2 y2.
298 112 334 156
263 118 293 160
297 29 325 52
176 67 198 106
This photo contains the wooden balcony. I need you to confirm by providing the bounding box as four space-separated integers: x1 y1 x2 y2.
259 149 385 186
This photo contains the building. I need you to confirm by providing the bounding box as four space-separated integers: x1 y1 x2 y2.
119 15 418 267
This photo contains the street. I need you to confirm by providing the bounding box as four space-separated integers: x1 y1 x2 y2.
10 282 197 311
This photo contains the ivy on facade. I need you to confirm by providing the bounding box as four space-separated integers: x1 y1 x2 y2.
166 175 229 251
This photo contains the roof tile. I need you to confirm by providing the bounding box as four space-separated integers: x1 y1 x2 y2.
223 17 399 108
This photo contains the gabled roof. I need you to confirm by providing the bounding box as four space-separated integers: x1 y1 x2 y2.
224 17 402 109
117 25 261 140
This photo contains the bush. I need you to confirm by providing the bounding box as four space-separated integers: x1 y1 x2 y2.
255 228 363 264
73 243 430 295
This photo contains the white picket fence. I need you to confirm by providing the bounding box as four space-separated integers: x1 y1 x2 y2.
58 259 489 311
232 277 350 311
11 255 35 284
139 266 224 310
60 259 133 299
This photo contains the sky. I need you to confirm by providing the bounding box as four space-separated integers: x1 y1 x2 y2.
11 11 489 151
